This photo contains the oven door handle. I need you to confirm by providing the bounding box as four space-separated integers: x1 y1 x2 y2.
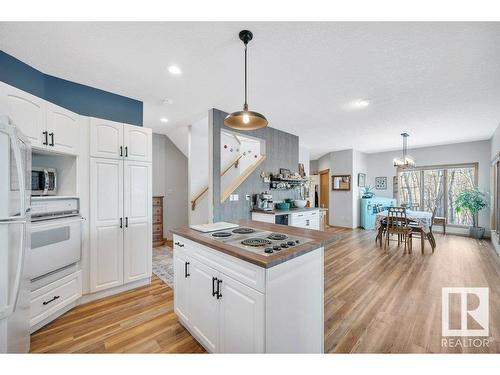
43 169 49 195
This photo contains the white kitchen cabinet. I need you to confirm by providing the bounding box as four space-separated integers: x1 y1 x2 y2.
123 161 152 283
90 118 124 159
189 259 219 352
90 158 124 292
173 234 324 353
90 150 152 293
123 124 152 162
90 118 152 162
46 103 82 155
0 82 81 154
290 210 320 230
173 250 191 324
218 275 264 353
0 82 46 148
173 239 265 353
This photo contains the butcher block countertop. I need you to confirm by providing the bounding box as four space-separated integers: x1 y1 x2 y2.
171 219 342 268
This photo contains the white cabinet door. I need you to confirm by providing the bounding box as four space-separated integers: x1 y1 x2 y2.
123 124 152 162
189 259 219 352
123 161 152 283
46 103 81 155
90 158 124 292
0 83 46 148
90 118 123 159
173 250 191 324
218 274 264 353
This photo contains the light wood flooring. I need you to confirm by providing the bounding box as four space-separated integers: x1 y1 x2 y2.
31 228 500 353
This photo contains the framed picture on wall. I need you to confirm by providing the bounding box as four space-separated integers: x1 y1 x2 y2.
358 173 366 187
375 176 387 190
332 175 351 191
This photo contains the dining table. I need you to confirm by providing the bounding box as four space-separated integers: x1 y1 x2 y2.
375 209 436 252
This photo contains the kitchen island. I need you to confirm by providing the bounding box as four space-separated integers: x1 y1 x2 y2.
171 220 340 353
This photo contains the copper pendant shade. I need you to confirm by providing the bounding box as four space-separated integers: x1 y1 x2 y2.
224 30 268 130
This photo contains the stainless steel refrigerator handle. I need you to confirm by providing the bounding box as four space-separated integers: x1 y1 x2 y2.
0 221 26 319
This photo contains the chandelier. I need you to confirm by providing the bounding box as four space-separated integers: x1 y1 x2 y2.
393 133 415 168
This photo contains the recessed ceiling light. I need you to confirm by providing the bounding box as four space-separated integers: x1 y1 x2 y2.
168 65 182 75
160 117 169 123
352 99 371 108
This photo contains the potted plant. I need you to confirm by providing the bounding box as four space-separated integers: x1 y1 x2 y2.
361 185 375 198
455 188 488 239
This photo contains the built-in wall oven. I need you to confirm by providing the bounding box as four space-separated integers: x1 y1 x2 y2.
29 197 82 285
31 167 57 196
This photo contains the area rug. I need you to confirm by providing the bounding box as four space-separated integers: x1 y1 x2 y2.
152 245 174 288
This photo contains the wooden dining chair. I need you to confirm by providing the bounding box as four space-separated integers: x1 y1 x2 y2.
375 205 388 247
385 207 413 254
409 207 437 254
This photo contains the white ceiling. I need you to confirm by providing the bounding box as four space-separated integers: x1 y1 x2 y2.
1 22 500 159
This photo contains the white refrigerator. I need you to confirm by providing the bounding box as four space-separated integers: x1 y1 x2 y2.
0 115 31 353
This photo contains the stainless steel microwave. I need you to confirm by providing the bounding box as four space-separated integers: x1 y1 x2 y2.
31 167 57 196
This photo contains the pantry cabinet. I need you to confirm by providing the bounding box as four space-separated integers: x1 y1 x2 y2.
173 240 265 353
90 157 152 292
90 118 152 162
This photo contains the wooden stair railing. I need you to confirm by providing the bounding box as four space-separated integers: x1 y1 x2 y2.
190 154 245 210
220 155 266 203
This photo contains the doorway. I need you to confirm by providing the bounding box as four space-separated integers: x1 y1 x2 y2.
319 169 330 225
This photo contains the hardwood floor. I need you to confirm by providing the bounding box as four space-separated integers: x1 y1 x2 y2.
31 229 500 353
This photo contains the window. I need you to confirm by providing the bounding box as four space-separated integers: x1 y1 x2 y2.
399 163 478 226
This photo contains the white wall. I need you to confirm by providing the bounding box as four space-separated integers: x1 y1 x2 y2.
365 140 491 230
152 133 189 239
491 123 500 159
299 146 311 177
352 150 368 228
318 149 357 228
189 116 209 225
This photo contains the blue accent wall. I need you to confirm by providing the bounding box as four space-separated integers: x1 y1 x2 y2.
0 51 143 126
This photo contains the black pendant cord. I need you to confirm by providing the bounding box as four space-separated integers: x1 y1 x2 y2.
244 43 248 110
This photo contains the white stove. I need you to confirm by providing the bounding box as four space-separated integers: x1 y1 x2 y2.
204 227 312 256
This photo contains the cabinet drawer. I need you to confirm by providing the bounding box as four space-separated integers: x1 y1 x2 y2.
153 233 163 241
153 223 163 234
153 197 163 206
30 271 82 327
153 206 162 216
173 235 265 293
153 215 162 224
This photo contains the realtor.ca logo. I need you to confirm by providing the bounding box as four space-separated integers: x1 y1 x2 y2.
441 287 490 348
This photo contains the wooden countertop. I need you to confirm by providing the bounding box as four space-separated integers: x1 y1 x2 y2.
171 220 342 268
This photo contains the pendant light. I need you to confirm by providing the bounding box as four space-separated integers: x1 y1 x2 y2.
224 30 268 130
393 133 416 168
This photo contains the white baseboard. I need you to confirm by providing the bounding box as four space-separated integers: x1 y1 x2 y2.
79 277 151 305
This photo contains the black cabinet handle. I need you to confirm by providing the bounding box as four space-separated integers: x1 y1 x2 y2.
174 241 184 247
216 279 222 299
120 218 123 228
49 132 54 146
120 146 123 156
42 131 48 145
125 217 128 228
125 146 128 157
42 295 60 305
185 262 190 278
212 277 218 297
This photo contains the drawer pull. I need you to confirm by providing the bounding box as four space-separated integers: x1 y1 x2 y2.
175 241 185 247
42 295 60 305
216 279 222 299
212 277 218 297
185 262 190 278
